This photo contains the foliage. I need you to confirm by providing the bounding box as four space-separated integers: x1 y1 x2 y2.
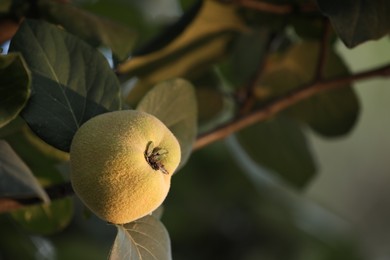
0 0 389 259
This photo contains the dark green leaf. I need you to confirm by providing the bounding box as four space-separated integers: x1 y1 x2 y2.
137 79 197 169
0 140 49 202
236 117 316 187
294 87 360 136
0 53 31 128
110 215 171 260
9 19 121 152
220 26 270 86
316 0 390 47
37 0 137 61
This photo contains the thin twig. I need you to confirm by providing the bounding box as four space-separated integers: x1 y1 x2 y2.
194 63 390 150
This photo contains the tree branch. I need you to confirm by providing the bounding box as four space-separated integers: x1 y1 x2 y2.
194 63 390 150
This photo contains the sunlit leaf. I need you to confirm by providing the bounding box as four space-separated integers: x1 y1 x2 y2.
258 41 360 137
137 79 197 169
236 117 316 188
0 140 49 202
120 0 246 106
37 0 137 61
9 19 121 151
0 53 31 128
317 0 390 47
110 215 171 260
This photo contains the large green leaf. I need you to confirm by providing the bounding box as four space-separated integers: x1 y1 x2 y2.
0 53 31 128
110 215 171 260
236 117 316 188
9 19 121 151
37 0 137 61
137 79 197 169
316 0 390 47
0 140 49 202
258 41 360 137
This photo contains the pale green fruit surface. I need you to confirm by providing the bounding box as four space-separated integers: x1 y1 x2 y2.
70 110 181 224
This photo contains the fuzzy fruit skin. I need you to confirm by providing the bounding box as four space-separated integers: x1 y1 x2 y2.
70 110 181 224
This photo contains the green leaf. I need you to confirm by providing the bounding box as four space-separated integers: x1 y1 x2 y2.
137 79 197 169
258 41 360 137
110 215 171 260
236 117 316 188
9 19 121 152
10 197 73 235
37 0 137 61
0 53 31 128
316 0 390 47
0 140 49 202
